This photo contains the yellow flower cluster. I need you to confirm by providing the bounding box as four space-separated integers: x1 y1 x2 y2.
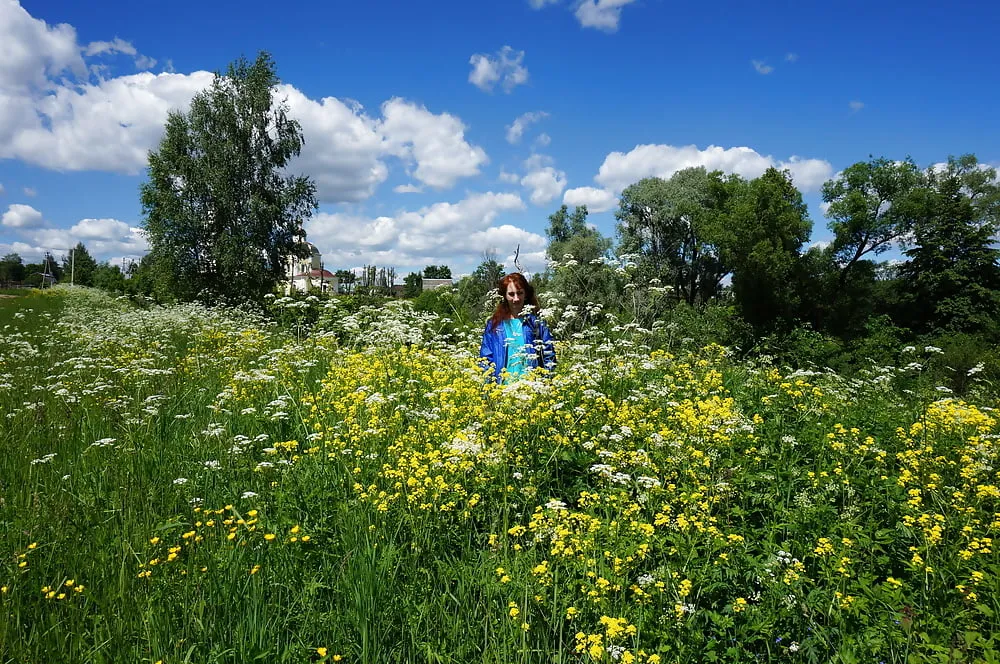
40 579 85 600
139 505 310 580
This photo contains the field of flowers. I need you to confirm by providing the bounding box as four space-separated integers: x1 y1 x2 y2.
2 286 999 664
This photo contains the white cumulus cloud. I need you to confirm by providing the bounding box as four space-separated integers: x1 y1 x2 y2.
849 100 864 112
70 217 130 240
278 85 388 202
506 111 548 144
303 192 530 273
468 46 529 93
379 98 489 189
2 203 45 229
83 37 156 70
2 212 147 261
521 166 567 206
0 2 489 203
83 37 136 57
499 169 521 184
67 218 148 259
752 60 774 75
563 186 617 213
593 143 833 193
779 156 835 192
0 70 214 173
0 0 87 91
574 0 640 32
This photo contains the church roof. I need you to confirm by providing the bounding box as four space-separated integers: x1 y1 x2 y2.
292 269 335 279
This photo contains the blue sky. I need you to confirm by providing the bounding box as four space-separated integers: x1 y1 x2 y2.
1 0 998 275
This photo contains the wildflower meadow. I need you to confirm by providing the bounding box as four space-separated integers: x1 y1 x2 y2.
2 286 999 663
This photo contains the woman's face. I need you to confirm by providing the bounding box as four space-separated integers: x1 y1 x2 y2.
505 282 525 316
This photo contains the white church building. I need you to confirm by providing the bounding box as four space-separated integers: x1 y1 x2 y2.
284 241 338 294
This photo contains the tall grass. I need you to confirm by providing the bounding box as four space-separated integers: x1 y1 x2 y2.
2 287 998 663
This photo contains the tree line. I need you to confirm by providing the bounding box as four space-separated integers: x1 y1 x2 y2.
583 154 999 341
0 244 127 291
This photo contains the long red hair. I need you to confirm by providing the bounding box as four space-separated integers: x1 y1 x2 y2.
489 272 540 329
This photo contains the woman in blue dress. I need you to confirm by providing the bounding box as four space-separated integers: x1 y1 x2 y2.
479 272 556 384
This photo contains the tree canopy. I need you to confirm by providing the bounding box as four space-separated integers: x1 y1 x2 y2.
896 155 1000 334
821 156 922 282
141 51 317 302
423 265 452 279
62 243 98 287
616 169 737 305
0 253 26 285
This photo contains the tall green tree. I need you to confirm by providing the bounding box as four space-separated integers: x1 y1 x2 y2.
402 271 423 297
546 205 609 264
334 269 356 294
896 155 1000 335
723 168 812 331
62 242 98 286
546 205 593 252
821 156 922 283
423 265 452 279
472 250 505 286
616 169 736 305
0 253 26 284
543 204 617 330
141 52 317 302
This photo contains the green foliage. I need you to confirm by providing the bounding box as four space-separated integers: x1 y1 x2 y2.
21 252 62 287
546 205 601 258
794 247 884 340
402 271 423 298
61 242 98 287
91 262 127 293
723 168 812 332
616 169 737 305
914 333 1000 397
354 265 397 297
411 285 472 335
654 299 752 351
542 205 620 334
334 269 356 293
822 156 922 279
452 274 500 327
0 252 26 284
128 252 180 302
845 315 910 368
472 251 504 287
422 264 452 279
896 155 1000 336
759 323 844 369
140 51 317 303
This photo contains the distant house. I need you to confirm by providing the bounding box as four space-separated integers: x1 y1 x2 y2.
422 278 452 291
284 241 338 294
